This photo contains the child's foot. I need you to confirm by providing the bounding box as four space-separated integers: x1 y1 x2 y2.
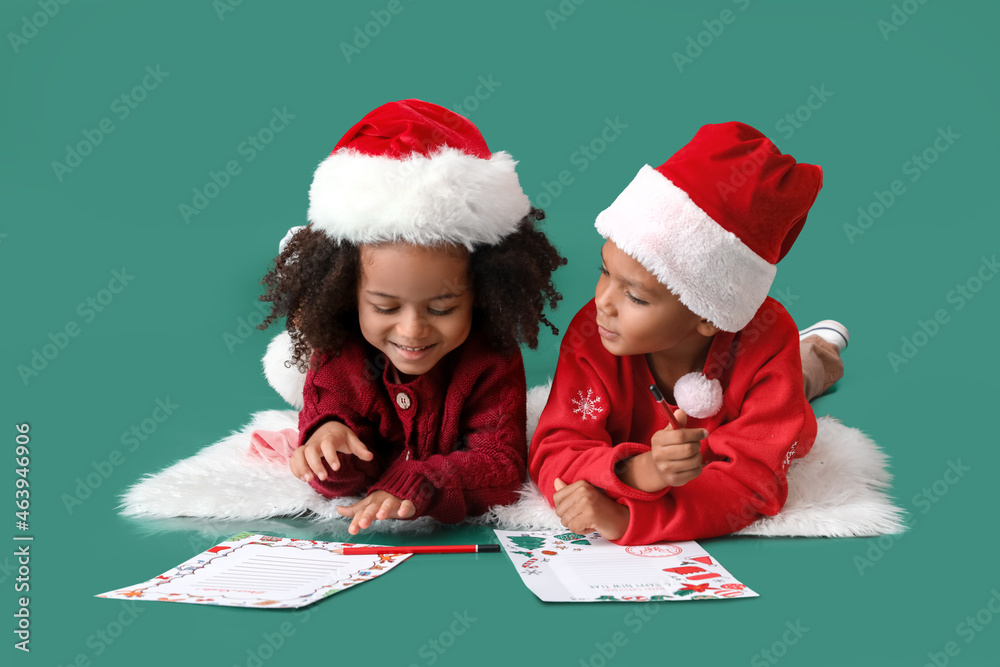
798 320 848 351
799 320 848 400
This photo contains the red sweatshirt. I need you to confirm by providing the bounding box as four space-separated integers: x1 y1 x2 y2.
297 329 526 523
529 298 816 544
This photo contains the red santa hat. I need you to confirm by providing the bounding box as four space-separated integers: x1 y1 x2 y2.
595 121 823 333
306 99 530 249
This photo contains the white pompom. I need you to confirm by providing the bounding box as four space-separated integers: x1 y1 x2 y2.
673 372 723 419
262 331 306 410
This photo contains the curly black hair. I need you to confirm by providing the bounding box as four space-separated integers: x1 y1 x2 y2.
259 207 566 371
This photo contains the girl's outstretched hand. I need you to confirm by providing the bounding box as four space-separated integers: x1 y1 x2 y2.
336 491 416 535
289 420 373 483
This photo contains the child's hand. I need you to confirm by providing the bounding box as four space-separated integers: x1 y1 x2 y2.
648 408 705 489
289 421 373 483
336 491 416 535
617 409 706 493
552 478 630 541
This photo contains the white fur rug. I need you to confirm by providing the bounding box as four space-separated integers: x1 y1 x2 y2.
119 385 907 538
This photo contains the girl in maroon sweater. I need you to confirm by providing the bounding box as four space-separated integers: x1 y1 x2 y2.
258 100 564 535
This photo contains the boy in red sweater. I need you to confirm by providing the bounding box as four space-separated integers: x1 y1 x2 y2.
529 121 841 544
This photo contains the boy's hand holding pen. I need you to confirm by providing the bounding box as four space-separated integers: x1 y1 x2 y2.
614 385 707 493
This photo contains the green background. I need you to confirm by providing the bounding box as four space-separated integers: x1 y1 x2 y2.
4 0 998 665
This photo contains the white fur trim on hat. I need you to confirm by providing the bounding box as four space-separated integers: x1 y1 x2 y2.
307 147 531 250
278 226 305 254
595 165 776 332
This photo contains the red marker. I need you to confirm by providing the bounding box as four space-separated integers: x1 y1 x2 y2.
332 544 501 555
649 384 683 430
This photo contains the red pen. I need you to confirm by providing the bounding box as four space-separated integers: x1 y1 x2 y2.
649 384 683 430
332 544 501 555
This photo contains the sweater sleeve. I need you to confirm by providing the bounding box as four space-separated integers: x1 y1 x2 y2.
528 309 671 505
367 350 528 523
297 349 383 494
613 325 818 545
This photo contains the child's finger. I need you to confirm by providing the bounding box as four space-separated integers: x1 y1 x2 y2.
560 505 591 535
320 440 341 472
397 500 416 518
554 479 592 509
357 501 381 530
562 483 600 516
555 489 584 520
304 445 330 480
288 450 309 481
555 484 593 519
346 499 371 534
661 408 688 431
665 455 702 475
336 503 357 517
343 432 373 461
652 428 708 448
553 478 579 506
659 442 702 461
376 496 399 521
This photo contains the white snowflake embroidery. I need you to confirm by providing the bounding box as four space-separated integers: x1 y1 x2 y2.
571 389 604 421
781 441 798 470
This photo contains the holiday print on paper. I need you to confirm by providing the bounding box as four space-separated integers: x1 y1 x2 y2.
96 534 411 609
494 530 757 603
571 389 604 421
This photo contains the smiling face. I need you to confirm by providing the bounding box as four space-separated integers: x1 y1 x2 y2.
594 240 717 364
357 242 474 378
